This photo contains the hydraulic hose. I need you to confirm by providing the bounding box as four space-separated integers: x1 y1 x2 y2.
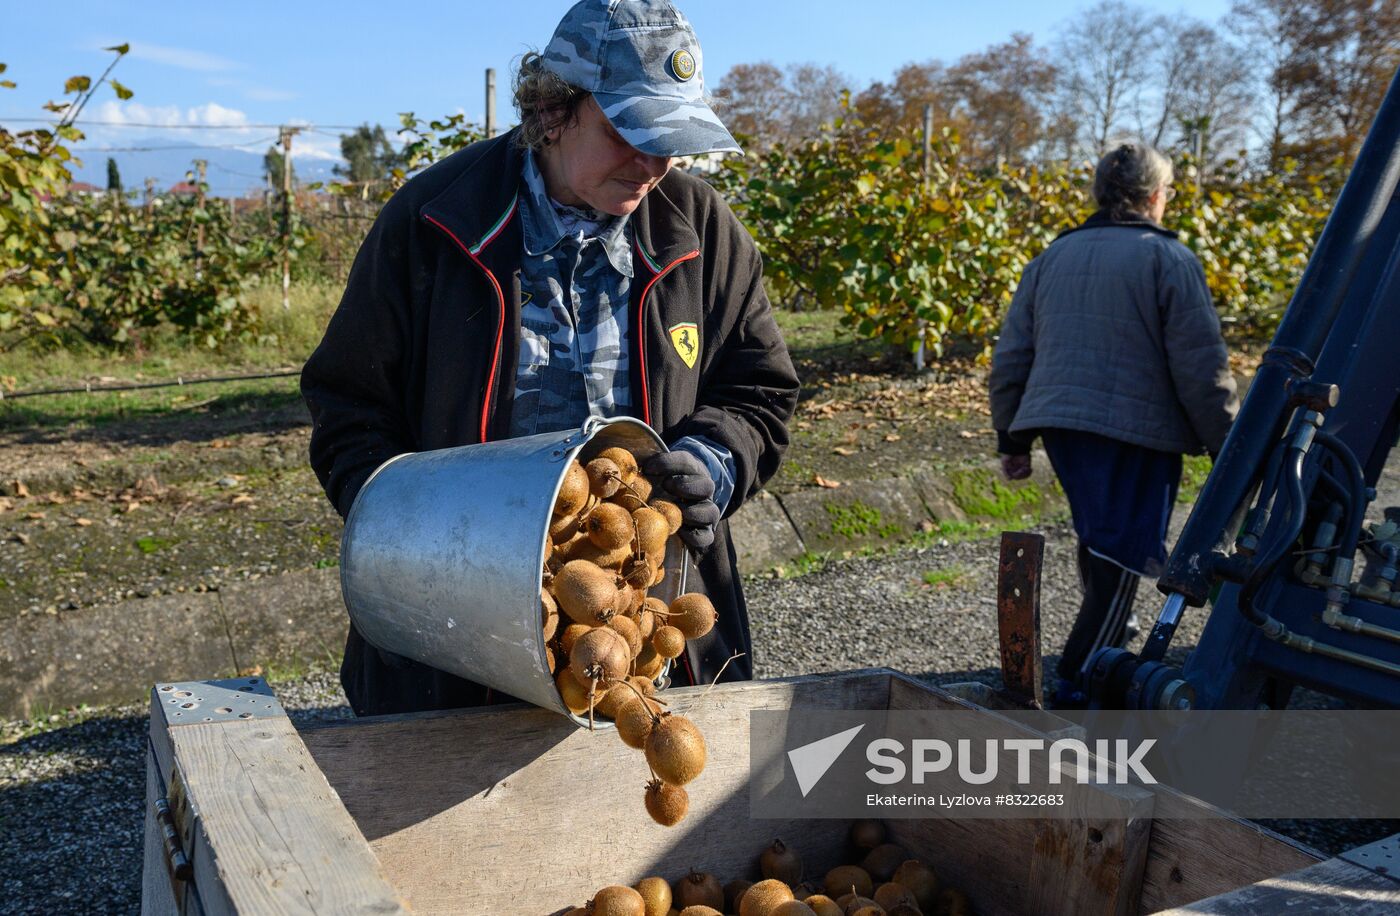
1312 430 1368 566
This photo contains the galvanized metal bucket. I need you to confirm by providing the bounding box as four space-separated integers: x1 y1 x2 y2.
339 416 683 725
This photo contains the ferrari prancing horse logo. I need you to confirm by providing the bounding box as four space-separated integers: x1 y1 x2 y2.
668 322 699 369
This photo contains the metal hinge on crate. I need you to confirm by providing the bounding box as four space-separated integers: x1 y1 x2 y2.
155 758 195 905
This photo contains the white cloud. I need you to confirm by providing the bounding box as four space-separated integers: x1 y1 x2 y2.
125 42 239 73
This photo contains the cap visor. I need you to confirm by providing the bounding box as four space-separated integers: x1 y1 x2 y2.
594 91 741 158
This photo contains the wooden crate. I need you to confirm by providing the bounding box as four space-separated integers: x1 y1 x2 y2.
143 668 1377 915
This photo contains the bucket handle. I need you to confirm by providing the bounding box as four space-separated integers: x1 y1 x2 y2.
550 417 609 461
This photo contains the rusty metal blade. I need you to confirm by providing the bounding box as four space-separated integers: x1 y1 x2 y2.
997 531 1046 709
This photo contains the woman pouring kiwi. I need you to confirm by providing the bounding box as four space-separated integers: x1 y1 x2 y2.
300 0 799 716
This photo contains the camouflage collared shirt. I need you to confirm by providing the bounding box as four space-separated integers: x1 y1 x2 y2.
508 149 634 437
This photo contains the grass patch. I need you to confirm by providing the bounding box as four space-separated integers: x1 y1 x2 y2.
1178 454 1214 505
770 550 831 579
921 565 971 589
826 500 902 540
134 536 175 555
947 467 1047 520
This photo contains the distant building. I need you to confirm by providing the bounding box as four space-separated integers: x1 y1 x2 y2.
167 181 200 197
67 181 105 197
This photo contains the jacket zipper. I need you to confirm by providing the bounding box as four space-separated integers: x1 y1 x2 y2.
424 206 516 443
635 248 700 426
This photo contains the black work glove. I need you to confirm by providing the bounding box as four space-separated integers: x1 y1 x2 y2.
643 449 721 554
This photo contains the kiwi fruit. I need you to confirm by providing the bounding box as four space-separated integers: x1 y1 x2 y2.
823 867 872 900
550 508 585 543
634 877 672 916
545 644 557 674
608 614 644 658
849 819 885 851
803 896 843 916
555 560 620 625
569 626 631 686
677 908 722 916
590 885 646 916
847 907 883 916
624 556 659 590
555 667 593 714
652 625 686 660
771 903 818 916
644 778 689 826
595 680 637 718
761 838 803 885
636 649 667 679
634 603 659 640
725 880 754 913
632 506 670 560
612 474 653 509
587 502 636 550
543 596 560 641
739 879 795 916
673 871 725 912
555 460 590 516
872 883 916 912
560 622 594 656
861 845 906 884
651 564 666 586
645 714 707 785
587 457 623 498
616 696 662 749
565 538 634 571
649 498 684 535
597 446 640 484
890 862 937 911
669 593 718 639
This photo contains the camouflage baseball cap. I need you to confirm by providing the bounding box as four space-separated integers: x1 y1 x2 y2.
541 0 740 158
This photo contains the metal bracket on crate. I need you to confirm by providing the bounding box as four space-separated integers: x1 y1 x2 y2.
154 676 283 724
997 531 1046 709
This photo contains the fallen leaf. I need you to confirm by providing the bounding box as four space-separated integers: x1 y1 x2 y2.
814 475 843 489
10 532 30 545
237 664 264 678
958 430 977 439
46 494 69 505
8 480 29 498
0 497 12 513
231 494 255 506
74 517 93 527
124 501 141 513
832 447 856 457
209 439 228 449
885 434 902 442
24 512 45 521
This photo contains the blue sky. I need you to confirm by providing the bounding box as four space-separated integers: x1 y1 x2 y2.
2 0 1232 190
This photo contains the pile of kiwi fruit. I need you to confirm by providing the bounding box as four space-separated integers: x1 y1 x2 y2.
558 819 974 915
543 444 719 827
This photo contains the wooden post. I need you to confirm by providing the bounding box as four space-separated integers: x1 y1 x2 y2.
279 126 297 312
194 159 207 277
914 103 935 373
485 68 497 138
144 176 156 215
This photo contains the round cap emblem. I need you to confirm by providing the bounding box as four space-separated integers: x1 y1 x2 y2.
671 48 696 82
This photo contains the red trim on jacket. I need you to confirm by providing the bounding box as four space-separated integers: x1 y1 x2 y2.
424 212 514 443
635 245 700 425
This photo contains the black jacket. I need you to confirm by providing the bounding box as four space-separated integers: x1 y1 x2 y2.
301 130 799 716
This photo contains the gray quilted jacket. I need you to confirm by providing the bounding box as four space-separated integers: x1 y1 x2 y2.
989 212 1239 456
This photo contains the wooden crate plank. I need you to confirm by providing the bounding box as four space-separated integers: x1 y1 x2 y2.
1137 787 1325 913
299 669 893 914
141 745 191 916
147 679 407 915
1150 856 1400 914
168 716 409 914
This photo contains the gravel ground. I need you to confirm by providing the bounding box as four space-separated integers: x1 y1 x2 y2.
2 522 1396 914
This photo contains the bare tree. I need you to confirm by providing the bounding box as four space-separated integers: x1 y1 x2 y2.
944 33 1059 166
1055 0 1161 156
1171 25 1255 169
854 61 952 134
714 61 852 149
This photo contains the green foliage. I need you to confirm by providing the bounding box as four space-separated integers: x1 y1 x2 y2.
715 102 1337 357
947 467 1046 520
714 98 1090 357
921 565 970 588
2 48 265 351
825 500 902 539
1173 157 1340 337
335 123 402 189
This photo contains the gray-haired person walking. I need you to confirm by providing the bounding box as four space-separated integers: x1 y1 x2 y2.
989 142 1239 707
301 0 798 717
